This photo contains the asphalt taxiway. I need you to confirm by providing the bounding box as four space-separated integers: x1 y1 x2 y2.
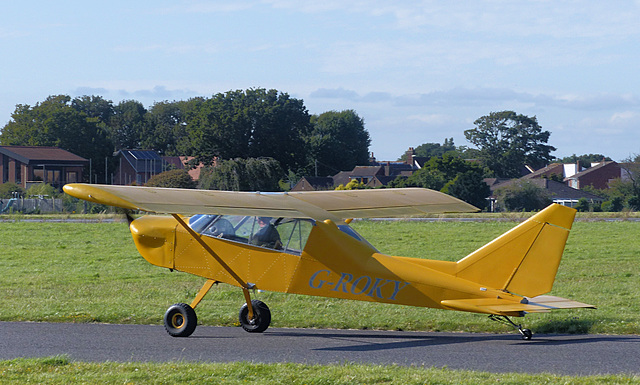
2 322 639 375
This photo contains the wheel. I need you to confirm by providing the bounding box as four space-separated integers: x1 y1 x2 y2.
520 328 532 340
164 303 197 337
239 300 271 333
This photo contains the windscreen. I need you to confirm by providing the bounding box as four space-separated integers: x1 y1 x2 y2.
189 214 315 255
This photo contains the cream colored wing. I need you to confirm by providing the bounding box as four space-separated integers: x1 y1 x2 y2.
63 184 478 220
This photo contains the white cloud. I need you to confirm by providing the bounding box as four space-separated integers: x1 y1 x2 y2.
610 111 639 124
407 113 455 125
310 86 639 112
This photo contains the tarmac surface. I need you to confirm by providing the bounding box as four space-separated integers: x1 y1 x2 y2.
1 321 639 375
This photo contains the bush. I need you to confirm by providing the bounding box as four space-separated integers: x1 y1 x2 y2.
0 182 24 198
198 158 283 192
26 183 59 198
494 180 552 212
601 196 624 212
146 169 197 189
335 180 368 190
574 197 590 212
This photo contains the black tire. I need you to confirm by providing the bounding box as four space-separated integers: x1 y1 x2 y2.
521 328 533 340
239 300 271 333
164 303 197 337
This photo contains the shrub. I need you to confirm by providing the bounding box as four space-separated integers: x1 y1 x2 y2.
601 196 624 212
26 183 59 198
0 182 24 198
494 180 552 212
146 169 196 189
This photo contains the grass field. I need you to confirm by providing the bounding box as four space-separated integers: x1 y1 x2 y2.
1 218 638 334
1 356 639 384
1 217 639 383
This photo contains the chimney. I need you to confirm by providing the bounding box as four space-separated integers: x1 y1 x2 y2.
405 147 415 165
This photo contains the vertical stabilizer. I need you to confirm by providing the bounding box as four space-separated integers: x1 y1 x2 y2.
455 204 576 297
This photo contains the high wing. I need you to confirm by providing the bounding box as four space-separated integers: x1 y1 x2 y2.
63 184 479 221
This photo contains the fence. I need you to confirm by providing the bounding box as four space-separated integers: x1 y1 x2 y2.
0 198 64 213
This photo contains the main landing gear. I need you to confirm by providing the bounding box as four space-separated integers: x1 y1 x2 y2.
166 215 273 338
489 314 533 340
162 279 272 337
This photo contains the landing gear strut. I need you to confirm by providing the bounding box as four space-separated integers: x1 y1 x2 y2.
167 215 273 337
489 314 532 340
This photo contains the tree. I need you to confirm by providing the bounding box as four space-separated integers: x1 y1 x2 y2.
464 111 556 178
144 99 201 155
146 169 196 189
109 100 148 150
183 89 312 173
401 169 447 190
494 180 552 211
0 95 114 183
71 95 114 124
394 153 490 208
198 157 283 192
307 110 371 176
443 170 490 210
556 153 611 169
400 138 456 161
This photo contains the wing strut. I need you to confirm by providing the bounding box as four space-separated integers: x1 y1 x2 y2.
172 214 256 320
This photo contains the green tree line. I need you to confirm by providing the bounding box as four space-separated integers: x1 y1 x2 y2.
0 89 371 184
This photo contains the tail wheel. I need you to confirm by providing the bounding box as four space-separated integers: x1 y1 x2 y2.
164 303 197 337
239 300 271 333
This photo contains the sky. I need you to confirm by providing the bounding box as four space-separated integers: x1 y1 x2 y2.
1 1 639 162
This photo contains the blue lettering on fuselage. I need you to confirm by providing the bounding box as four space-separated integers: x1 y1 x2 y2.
308 269 410 301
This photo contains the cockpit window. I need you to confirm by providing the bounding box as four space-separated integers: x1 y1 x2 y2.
338 224 378 251
188 214 315 255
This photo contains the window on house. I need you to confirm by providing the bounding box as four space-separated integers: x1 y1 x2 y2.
66 171 78 183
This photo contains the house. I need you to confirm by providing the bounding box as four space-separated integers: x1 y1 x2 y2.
521 163 566 181
292 162 415 191
162 156 206 181
564 161 621 190
0 145 88 190
488 177 605 211
292 176 334 191
292 147 428 191
113 150 165 185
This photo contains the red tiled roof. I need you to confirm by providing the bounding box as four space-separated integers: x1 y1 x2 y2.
0 146 88 162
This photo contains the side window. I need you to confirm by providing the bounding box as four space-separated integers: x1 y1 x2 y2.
278 219 314 255
190 215 314 254
189 215 217 234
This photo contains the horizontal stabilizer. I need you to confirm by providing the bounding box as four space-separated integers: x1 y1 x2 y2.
525 295 596 311
441 295 594 316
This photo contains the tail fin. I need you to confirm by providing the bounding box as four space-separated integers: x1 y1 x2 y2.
455 204 576 297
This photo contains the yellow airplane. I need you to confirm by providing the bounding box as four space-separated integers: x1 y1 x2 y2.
63 184 594 340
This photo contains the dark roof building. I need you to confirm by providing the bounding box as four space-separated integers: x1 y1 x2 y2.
113 150 165 185
488 177 605 211
292 177 334 191
564 161 621 190
0 145 88 190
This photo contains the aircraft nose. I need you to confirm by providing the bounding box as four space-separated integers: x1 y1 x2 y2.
129 216 177 270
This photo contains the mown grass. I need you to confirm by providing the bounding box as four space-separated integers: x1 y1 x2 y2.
0 219 639 334
1 356 638 384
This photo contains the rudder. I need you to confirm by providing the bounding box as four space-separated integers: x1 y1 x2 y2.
455 204 576 297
